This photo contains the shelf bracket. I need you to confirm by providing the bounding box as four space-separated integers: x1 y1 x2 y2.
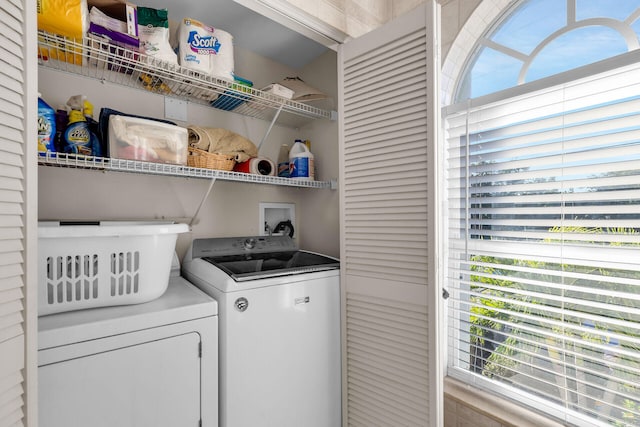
189 177 217 227
256 104 284 151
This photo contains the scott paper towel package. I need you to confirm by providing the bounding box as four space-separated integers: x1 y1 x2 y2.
209 27 234 81
178 18 212 74
178 18 234 81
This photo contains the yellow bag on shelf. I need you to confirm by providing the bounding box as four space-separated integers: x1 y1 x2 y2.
37 0 88 65
37 0 88 38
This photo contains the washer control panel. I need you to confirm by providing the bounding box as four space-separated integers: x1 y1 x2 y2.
192 235 297 258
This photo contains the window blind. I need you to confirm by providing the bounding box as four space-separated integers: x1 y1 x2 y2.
445 61 640 427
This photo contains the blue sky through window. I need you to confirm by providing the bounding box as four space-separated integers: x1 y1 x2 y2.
456 0 640 101
467 47 523 96
492 0 567 55
576 0 639 21
527 26 628 81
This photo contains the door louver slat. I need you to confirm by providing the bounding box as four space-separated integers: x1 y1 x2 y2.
346 292 429 425
340 2 438 424
0 0 28 424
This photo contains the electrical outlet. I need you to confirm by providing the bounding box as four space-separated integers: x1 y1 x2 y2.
164 97 187 122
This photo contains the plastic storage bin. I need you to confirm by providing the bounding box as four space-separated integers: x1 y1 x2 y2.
108 115 188 165
38 221 189 316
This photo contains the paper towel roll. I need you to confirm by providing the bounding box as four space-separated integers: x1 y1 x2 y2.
178 18 214 75
233 157 275 176
210 28 234 81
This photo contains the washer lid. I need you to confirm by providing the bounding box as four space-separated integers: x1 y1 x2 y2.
202 250 339 282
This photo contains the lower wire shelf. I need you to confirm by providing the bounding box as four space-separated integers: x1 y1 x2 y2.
38 152 334 189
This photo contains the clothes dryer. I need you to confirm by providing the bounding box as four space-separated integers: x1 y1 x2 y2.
38 264 218 427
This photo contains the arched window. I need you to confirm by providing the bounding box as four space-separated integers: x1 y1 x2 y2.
444 2 640 426
455 0 640 100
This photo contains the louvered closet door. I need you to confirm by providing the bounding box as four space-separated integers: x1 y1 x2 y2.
1 0 37 426
338 2 441 426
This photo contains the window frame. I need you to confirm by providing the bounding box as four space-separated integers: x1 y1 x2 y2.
454 0 640 102
442 3 640 425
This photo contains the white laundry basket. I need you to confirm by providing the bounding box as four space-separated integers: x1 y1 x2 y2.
38 221 189 316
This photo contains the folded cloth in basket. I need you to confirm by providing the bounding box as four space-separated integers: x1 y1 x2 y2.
187 125 258 163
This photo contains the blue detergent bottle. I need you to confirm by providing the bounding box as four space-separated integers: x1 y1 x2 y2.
37 95 56 155
62 95 101 157
63 109 92 155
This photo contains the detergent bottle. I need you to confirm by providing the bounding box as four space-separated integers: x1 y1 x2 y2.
289 139 314 180
63 95 101 156
37 95 56 155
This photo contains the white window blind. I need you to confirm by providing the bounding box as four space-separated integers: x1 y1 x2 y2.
445 61 640 427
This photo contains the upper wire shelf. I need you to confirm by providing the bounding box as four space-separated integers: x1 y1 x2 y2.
38 152 334 189
36 30 333 127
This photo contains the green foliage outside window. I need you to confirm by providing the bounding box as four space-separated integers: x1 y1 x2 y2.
468 227 640 425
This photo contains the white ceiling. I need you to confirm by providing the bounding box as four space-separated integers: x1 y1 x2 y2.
144 0 329 69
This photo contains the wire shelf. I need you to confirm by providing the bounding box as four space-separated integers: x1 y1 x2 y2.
37 30 333 126
38 152 334 189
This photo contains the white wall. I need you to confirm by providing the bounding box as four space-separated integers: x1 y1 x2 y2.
295 49 340 258
278 0 427 38
439 0 482 60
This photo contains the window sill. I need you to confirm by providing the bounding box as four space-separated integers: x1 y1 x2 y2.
444 377 566 427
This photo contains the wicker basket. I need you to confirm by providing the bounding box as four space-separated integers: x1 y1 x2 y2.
187 146 236 170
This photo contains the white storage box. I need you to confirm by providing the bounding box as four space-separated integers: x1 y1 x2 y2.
108 115 188 165
261 83 294 99
38 221 189 316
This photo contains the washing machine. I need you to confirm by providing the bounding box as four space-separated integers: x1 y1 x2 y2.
182 235 341 427
37 261 219 427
